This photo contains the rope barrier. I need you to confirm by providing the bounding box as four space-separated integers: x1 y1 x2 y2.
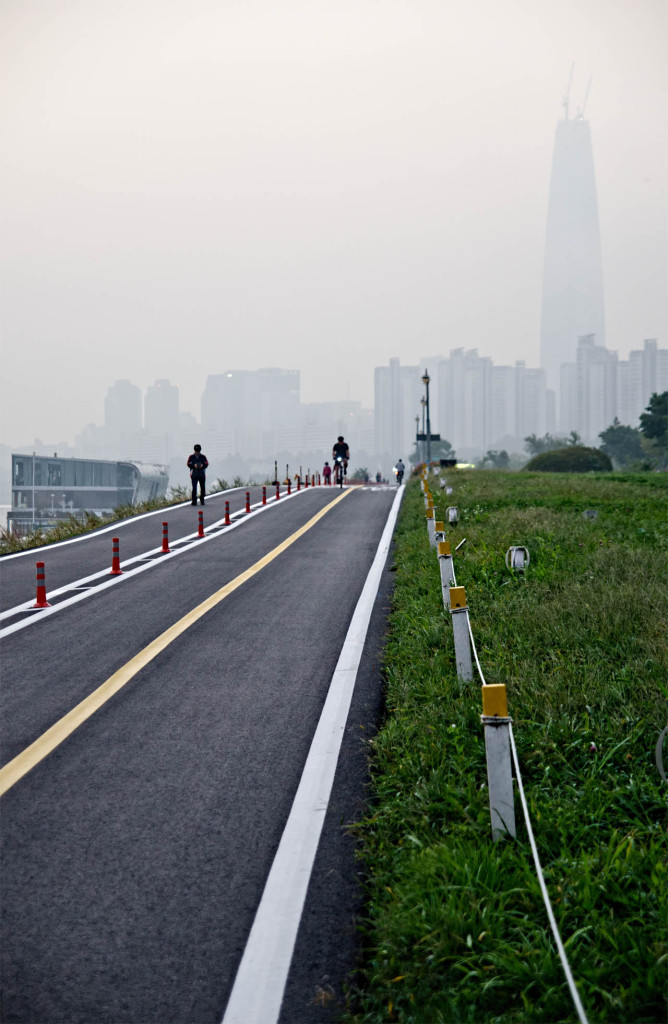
426 472 590 1024
508 724 590 1024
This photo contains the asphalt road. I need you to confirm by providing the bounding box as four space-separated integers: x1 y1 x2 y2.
0 485 399 1023
0 485 273 613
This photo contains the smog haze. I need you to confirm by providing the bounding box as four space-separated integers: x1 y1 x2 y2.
1 0 666 445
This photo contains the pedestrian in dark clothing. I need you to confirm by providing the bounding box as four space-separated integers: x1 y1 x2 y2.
187 444 209 505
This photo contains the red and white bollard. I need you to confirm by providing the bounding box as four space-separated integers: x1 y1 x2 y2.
110 537 123 575
245 491 251 513
305 474 309 488
262 486 267 505
287 478 291 495
161 521 170 553
198 510 205 538
297 477 301 490
275 482 280 500
33 561 51 608
225 500 231 525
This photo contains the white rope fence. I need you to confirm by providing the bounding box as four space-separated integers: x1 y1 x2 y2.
422 470 590 1024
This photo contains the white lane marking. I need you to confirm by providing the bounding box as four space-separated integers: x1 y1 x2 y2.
0 488 316 638
0 487 246 561
0 500 252 622
221 484 404 1024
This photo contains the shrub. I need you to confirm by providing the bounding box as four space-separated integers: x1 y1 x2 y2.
524 445 612 473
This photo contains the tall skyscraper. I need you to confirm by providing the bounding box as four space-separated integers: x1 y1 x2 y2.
374 358 421 471
104 379 142 436
540 86 606 397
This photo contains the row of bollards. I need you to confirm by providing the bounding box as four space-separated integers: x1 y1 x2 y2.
29 483 302 612
421 468 516 843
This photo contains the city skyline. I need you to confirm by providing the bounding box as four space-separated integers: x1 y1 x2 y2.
1 1 666 447
7 335 665 460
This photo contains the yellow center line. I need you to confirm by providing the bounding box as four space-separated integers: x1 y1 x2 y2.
0 488 352 797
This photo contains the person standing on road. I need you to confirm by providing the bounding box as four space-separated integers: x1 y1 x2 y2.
322 461 332 485
187 444 209 505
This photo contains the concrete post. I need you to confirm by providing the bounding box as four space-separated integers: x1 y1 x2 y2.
481 684 516 841
449 586 472 680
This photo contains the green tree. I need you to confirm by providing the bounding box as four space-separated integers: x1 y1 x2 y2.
480 449 510 468
409 438 455 464
524 432 566 455
598 419 644 468
525 446 612 473
639 392 668 461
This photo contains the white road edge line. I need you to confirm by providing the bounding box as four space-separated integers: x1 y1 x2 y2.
0 487 245 561
221 483 405 1024
0 488 311 638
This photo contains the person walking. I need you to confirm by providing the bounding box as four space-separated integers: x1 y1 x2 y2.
322 461 332 485
187 444 209 505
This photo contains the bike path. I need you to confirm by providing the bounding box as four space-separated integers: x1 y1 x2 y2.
0 484 301 612
0 486 397 1023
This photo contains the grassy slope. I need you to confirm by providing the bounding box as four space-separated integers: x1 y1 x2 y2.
349 471 667 1024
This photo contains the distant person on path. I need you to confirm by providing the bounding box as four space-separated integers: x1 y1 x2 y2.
187 444 209 505
322 461 332 485
375 471 382 483
394 459 405 485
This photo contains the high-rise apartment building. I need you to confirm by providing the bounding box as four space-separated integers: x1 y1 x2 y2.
436 351 548 455
374 358 422 471
541 103 606 396
616 339 668 426
145 379 179 436
104 379 142 436
201 368 300 459
574 335 617 443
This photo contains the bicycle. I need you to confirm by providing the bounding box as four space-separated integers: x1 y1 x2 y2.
333 456 346 488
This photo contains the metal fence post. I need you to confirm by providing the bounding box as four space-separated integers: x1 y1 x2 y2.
438 541 455 609
449 586 472 680
481 684 516 841
426 507 435 547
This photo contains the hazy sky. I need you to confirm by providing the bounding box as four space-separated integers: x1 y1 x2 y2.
1 0 666 445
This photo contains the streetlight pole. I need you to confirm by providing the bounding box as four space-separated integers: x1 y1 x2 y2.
422 370 432 467
420 397 426 463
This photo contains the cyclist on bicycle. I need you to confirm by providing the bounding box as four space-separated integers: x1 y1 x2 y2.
332 436 350 482
394 459 405 485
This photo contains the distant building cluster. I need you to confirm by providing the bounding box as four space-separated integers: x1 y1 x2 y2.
4 335 665 511
373 337 666 467
8 371 376 491
4 104 665 505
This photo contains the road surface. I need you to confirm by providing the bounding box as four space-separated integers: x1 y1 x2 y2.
1 484 400 1023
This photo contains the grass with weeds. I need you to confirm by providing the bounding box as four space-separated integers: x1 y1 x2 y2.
0 487 190 555
348 471 666 1024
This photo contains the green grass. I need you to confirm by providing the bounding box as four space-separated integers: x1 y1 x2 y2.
0 486 190 555
347 470 667 1024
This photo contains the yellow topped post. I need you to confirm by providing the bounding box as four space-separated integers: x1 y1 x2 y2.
481 683 515 841
449 586 472 679
481 684 508 718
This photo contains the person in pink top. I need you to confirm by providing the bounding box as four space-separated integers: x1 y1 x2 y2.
322 461 332 485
